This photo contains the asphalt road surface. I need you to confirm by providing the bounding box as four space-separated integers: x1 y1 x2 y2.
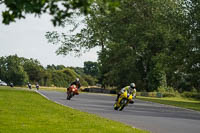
38 90 200 133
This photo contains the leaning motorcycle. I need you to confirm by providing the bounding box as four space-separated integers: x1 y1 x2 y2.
66 85 79 100
114 91 133 111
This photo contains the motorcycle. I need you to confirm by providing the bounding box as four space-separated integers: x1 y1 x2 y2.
66 85 79 100
114 91 133 111
28 83 32 89
36 84 39 90
10 83 14 87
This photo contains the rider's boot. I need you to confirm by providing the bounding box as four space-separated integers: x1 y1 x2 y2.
115 94 120 101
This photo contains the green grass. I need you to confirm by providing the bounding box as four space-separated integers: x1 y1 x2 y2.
137 96 200 112
0 87 148 133
39 86 66 92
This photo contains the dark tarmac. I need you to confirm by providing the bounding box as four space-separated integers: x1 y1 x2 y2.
38 90 200 133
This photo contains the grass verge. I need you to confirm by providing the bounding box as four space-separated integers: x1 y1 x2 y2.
39 86 66 92
0 87 148 133
137 96 200 112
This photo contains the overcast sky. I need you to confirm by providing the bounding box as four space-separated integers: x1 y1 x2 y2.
0 7 99 68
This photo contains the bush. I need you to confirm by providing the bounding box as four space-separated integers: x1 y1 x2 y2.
52 71 68 87
156 92 163 98
181 92 200 99
166 86 175 93
157 86 166 93
62 68 88 86
191 87 198 93
156 86 177 97
148 92 157 97
163 93 176 97
136 92 141 96
157 86 175 93
82 74 97 86
141 92 149 97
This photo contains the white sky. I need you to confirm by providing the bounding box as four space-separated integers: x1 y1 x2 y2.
0 8 99 68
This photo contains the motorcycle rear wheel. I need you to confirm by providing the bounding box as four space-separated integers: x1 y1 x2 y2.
119 99 127 111
114 103 119 110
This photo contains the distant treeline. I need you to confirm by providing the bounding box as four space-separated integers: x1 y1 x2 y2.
0 55 99 87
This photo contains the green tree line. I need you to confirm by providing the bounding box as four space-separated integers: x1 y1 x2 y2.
0 55 98 87
1 0 200 92
46 0 200 92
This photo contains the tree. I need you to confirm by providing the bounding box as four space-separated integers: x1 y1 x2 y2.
1 0 120 26
0 55 28 85
42 70 52 86
184 0 200 91
84 61 99 77
62 68 88 86
46 64 57 70
21 58 45 83
56 65 66 70
0 55 98 87
51 70 68 87
46 0 193 91
82 74 97 86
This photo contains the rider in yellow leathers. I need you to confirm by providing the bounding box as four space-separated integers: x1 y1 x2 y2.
115 83 136 104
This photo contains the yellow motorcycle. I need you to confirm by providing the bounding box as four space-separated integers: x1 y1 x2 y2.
114 91 133 111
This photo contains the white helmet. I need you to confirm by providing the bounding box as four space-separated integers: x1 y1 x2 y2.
130 83 136 89
76 78 79 82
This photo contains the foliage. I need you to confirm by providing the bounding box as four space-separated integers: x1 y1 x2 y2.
0 55 28 85
157 86 175 93
46 0 200 92
47 64 66 70
0 55 96 87
82 74 97 86
2 0 200 92
162 93 176 97
51 70 68 87
84 61 99 77
1 0 120 26
21 58 45 83
181 92 200 99
70 67 85 75
42 70 52 86
62 68 88 86
157 86 166 93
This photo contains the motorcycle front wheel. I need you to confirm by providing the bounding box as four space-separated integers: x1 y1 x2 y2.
114 103 119 110
67 93 72 100
119 99 128 111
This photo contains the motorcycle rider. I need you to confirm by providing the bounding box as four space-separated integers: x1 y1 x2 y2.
35 82 39 90
70 78 81 89
10 82 14 87
115 83 136 104
67 78 81 91
28 82 32 89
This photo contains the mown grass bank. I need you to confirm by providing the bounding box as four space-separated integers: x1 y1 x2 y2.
39 86 66 92
0 87 148 133
137 96 200 112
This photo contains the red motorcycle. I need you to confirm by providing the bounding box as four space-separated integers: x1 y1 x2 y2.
66 85 79 100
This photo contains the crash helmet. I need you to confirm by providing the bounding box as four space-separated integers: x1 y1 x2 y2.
76 78 79 82
130 83 136 89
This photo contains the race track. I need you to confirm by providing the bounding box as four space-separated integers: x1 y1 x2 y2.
38 90 200 133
